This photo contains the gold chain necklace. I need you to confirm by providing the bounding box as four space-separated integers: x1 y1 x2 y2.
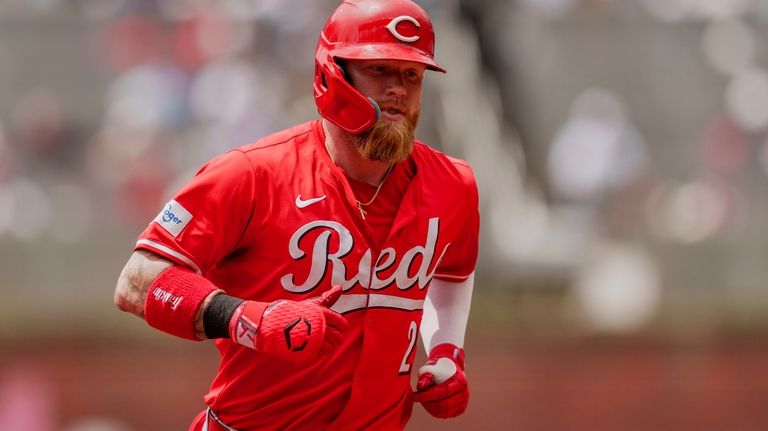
355 164 394 219
325 138 393 219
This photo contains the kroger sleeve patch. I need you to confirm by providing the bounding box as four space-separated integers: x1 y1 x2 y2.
153 199 193 237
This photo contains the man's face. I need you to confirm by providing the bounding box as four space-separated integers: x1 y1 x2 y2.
343 59 427 164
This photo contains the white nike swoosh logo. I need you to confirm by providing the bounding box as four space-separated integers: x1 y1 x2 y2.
295 194 326 208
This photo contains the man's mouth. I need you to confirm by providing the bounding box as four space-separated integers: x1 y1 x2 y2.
380 105 407 121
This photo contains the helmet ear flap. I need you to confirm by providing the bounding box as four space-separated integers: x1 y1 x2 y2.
320 68 328 89
317 61 344 89
336 60 350 81
314 61 380 134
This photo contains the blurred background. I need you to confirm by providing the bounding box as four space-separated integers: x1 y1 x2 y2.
2 0 768 429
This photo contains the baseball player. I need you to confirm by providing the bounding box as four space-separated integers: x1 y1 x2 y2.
113 0 478 429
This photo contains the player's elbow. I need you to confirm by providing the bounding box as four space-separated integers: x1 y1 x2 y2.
113 291 131 313
114 269 144 317
113 257 149 317
113 279 131 312
113 251 174 318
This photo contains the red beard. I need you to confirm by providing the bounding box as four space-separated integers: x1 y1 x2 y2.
350 105 420 164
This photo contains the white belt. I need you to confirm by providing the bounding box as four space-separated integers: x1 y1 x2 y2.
202 408 238 431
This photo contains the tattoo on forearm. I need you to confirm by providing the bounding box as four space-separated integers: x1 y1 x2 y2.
115 251 172 319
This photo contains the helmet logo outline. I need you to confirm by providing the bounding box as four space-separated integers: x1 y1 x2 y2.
386 15 421 43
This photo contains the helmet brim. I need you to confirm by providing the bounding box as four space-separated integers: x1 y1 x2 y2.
332 44 446 73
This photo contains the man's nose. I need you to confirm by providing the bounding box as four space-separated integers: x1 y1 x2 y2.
385 75 407 98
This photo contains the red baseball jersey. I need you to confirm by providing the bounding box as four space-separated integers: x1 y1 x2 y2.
135 120 479 430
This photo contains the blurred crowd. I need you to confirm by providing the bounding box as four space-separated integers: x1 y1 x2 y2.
0 0 350 243
2 0 768 331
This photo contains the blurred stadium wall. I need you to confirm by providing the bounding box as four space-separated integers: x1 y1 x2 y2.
2 0 768 429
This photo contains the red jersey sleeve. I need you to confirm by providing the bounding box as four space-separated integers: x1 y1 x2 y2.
433 161 480 282
135 149 256 274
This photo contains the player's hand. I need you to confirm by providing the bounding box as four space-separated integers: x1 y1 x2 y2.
228 286 348 363
412 343 469 418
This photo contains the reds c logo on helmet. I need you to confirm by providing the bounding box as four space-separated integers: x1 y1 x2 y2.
386 16 422 42
313 0 446 135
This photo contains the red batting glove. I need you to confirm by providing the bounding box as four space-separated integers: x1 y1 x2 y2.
228 286 348 363
412 343 469 418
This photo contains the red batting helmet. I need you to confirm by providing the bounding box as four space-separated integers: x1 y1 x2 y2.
313 0 446 134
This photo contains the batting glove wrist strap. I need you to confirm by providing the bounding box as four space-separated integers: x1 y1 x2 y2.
429 343 465 369
413 343 469 419
228 286 348 363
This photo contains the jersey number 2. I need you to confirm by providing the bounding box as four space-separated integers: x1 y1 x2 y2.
398 321 418 374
